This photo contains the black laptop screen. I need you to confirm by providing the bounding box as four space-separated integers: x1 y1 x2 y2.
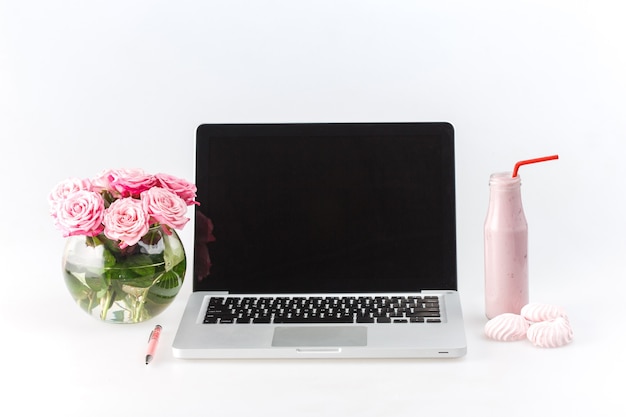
193 123 457 293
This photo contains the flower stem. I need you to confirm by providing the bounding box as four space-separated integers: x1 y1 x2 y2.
131 293 144 322
100 287 115 320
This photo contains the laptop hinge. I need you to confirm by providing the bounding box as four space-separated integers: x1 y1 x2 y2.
421 290 456 294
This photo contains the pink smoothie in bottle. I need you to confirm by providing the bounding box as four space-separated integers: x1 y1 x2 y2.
484 172 528 319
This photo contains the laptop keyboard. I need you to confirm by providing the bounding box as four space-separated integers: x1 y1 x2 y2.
203 295 441 324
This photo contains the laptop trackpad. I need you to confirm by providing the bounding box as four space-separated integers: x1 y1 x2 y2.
272 326 367 347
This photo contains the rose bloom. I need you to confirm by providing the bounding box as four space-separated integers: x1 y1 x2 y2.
107 168 157 198
54 190 105 237
155 173 198 206
141 187 189 230
89 169 115 193
103 197 150 248
48 177 92 216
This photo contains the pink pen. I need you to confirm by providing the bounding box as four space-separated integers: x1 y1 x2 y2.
145 325 162 365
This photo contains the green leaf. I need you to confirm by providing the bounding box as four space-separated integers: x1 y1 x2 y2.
163 232 185 271
102 247 116 268
141 227 163 246
148 270 183 303
63 271 91 300
126 255 157 276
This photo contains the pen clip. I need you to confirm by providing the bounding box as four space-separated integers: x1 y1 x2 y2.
148 325 162 341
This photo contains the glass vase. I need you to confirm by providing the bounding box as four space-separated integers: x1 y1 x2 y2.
62 226 186 323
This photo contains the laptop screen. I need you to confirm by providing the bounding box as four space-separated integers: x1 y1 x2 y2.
193 123 457 294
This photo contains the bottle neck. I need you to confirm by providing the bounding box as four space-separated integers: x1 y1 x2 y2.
486 172 526 223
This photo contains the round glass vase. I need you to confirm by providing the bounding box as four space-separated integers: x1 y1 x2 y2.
62 226 186 323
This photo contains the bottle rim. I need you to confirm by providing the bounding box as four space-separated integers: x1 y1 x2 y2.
489 172 522 187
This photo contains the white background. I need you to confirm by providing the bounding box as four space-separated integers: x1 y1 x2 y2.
2 1 625 416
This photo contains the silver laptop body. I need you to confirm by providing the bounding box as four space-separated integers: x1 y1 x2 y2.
173 123 467 359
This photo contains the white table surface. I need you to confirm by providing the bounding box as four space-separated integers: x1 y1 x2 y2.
2 1 625 416
3 257 624 416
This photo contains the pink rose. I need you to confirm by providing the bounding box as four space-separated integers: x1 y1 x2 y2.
54 190 105 237
48 177 91 216
107 168 157 198
141 187 189 230
103 197 150 248
89 169 115 193
155 173 198 205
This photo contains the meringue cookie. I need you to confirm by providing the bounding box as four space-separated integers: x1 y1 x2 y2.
521 303 566 323
484 313 530 341
526 317 573 348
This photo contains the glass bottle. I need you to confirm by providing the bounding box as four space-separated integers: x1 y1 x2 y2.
484 172 528 319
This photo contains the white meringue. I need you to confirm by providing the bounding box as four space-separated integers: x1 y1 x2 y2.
484 313 530 342
521 303 566 323
526 317 574 348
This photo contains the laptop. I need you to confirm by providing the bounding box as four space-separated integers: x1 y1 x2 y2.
172 122 467 359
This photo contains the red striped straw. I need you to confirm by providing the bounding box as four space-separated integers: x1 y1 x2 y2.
512 154 559 178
